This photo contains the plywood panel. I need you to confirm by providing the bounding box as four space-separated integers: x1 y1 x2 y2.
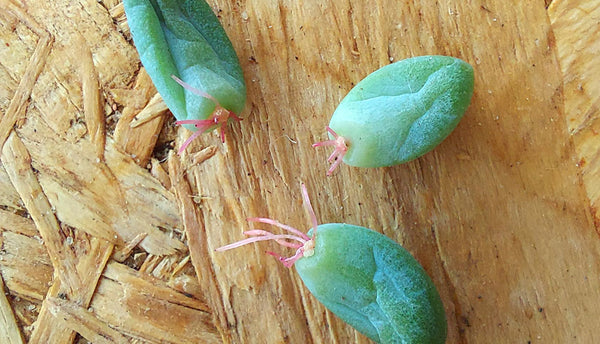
1 0 599 343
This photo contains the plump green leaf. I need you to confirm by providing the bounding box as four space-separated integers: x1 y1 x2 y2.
317 55 474 171
296 224 447 344
123 0 246 130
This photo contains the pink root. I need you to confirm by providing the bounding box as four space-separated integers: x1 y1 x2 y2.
312 126 348 176
171 75 242 154
215 184 320 268
247 217 310 241
175 118 216 154
301 184 318 234
215 231 307 251
266 249 305 268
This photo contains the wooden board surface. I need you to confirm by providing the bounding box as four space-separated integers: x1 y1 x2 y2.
1 0 599 343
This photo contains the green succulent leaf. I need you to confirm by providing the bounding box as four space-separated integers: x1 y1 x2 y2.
123 0 246 131
321 55 474 170
296 224 447 344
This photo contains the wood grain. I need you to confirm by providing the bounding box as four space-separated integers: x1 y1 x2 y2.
1 0 599 343
549 0 600 225
46 297 129 344
0 274 24 344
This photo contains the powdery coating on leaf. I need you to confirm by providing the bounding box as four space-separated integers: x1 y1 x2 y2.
216 185 446 343
295 224 447 344
316 55 474 171
123 0 246 137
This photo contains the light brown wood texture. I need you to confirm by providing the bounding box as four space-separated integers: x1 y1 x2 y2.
549 1 600 225
0 0 599 343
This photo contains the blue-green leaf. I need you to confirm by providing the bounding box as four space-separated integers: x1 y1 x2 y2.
314 55 474 174
216 185 446 344
296 224 447 344
123 0 246 135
